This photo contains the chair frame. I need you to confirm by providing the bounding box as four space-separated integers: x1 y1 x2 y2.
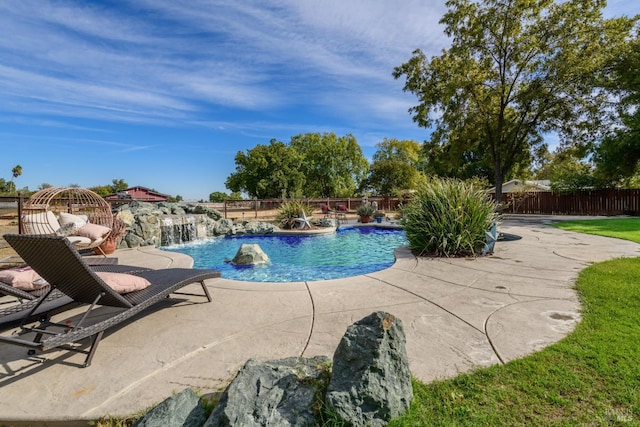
1 234 220 367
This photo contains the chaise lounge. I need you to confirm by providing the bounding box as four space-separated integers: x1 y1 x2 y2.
0 263 155 326
1 234 221 367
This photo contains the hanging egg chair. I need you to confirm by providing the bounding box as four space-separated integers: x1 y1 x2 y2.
21 187 113 235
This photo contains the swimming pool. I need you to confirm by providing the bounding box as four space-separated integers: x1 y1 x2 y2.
162 226 408 282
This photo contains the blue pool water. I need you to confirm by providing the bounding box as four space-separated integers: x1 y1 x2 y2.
162 226 408 282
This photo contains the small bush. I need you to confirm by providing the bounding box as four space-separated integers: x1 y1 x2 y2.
276 201 314 229
401 179 499 257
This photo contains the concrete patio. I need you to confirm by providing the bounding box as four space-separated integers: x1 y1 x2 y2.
1 217 639 425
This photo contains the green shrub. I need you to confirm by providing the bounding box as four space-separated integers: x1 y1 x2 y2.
276 201 314 229
401 179 499 257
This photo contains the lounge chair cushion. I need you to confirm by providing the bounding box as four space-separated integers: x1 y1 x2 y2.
95 272 151 294
58 212 88 230
75 223 111 240
0 267 48 291
65 235 93 246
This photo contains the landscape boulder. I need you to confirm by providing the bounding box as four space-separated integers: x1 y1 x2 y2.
243 220 279 234
230 244 269 265
214 219 240 236
204 356 331 427
192 204 223 221
326 311 413 426
132 388 207 427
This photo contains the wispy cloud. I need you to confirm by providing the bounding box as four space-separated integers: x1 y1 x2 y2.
0 0 448 134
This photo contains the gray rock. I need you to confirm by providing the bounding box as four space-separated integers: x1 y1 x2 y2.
132 388 207 427
172 206 187 215
215 218 236 236
230 244 269 265
326 312 413 427
192 205 223 221
205 356 331 427
134 213 161 245
123 232 145 248
243 221 279 234
316 218 338 228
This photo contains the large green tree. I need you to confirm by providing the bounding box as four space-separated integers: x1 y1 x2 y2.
364 138 425 195
225 140 305 199
393 0 636 201
535 147 597 193
0 178 9 194
593 32 640 186
225 133 369 199
209 191 229 203
290 132 369 197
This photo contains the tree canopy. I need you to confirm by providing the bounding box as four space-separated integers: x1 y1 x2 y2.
225 133 369 199
363 138 425 195
225 139 305 199
592 31 640 186
89 179 129 196
290 133 369 197
209 191 229 203
393 0 637 201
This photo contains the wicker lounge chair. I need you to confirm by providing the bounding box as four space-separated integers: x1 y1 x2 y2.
1 234 221 367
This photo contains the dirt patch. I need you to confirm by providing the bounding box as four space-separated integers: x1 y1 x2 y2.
0 218 20 266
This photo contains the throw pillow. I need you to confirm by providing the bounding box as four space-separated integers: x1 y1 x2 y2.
56 222 77 237
76 223 111 240
59 212 87 230
94 272 151 294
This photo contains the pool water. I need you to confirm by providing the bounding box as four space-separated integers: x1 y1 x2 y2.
162 226 408 282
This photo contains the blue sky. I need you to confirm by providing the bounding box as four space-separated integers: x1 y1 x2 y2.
0 1 634 201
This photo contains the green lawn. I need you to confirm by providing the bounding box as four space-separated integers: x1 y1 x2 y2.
388 218 640 426
552 217 640 244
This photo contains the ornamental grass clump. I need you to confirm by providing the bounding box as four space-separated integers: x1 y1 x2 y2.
401 179 499 257
276 201 314 229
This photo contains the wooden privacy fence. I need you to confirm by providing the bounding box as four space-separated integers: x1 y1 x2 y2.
220 197 404 220
500 189 640 216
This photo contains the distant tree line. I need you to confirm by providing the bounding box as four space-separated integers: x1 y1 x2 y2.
222 133 426 200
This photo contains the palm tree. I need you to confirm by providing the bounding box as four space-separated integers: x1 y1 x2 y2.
9 164 22 193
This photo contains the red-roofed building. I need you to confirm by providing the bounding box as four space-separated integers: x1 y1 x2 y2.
104 186 170 203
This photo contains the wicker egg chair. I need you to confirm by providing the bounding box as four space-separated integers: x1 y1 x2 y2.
21 187 113 235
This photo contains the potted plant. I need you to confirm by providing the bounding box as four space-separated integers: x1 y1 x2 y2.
373 210 385 223
94 217 126 255
356 203 375 223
